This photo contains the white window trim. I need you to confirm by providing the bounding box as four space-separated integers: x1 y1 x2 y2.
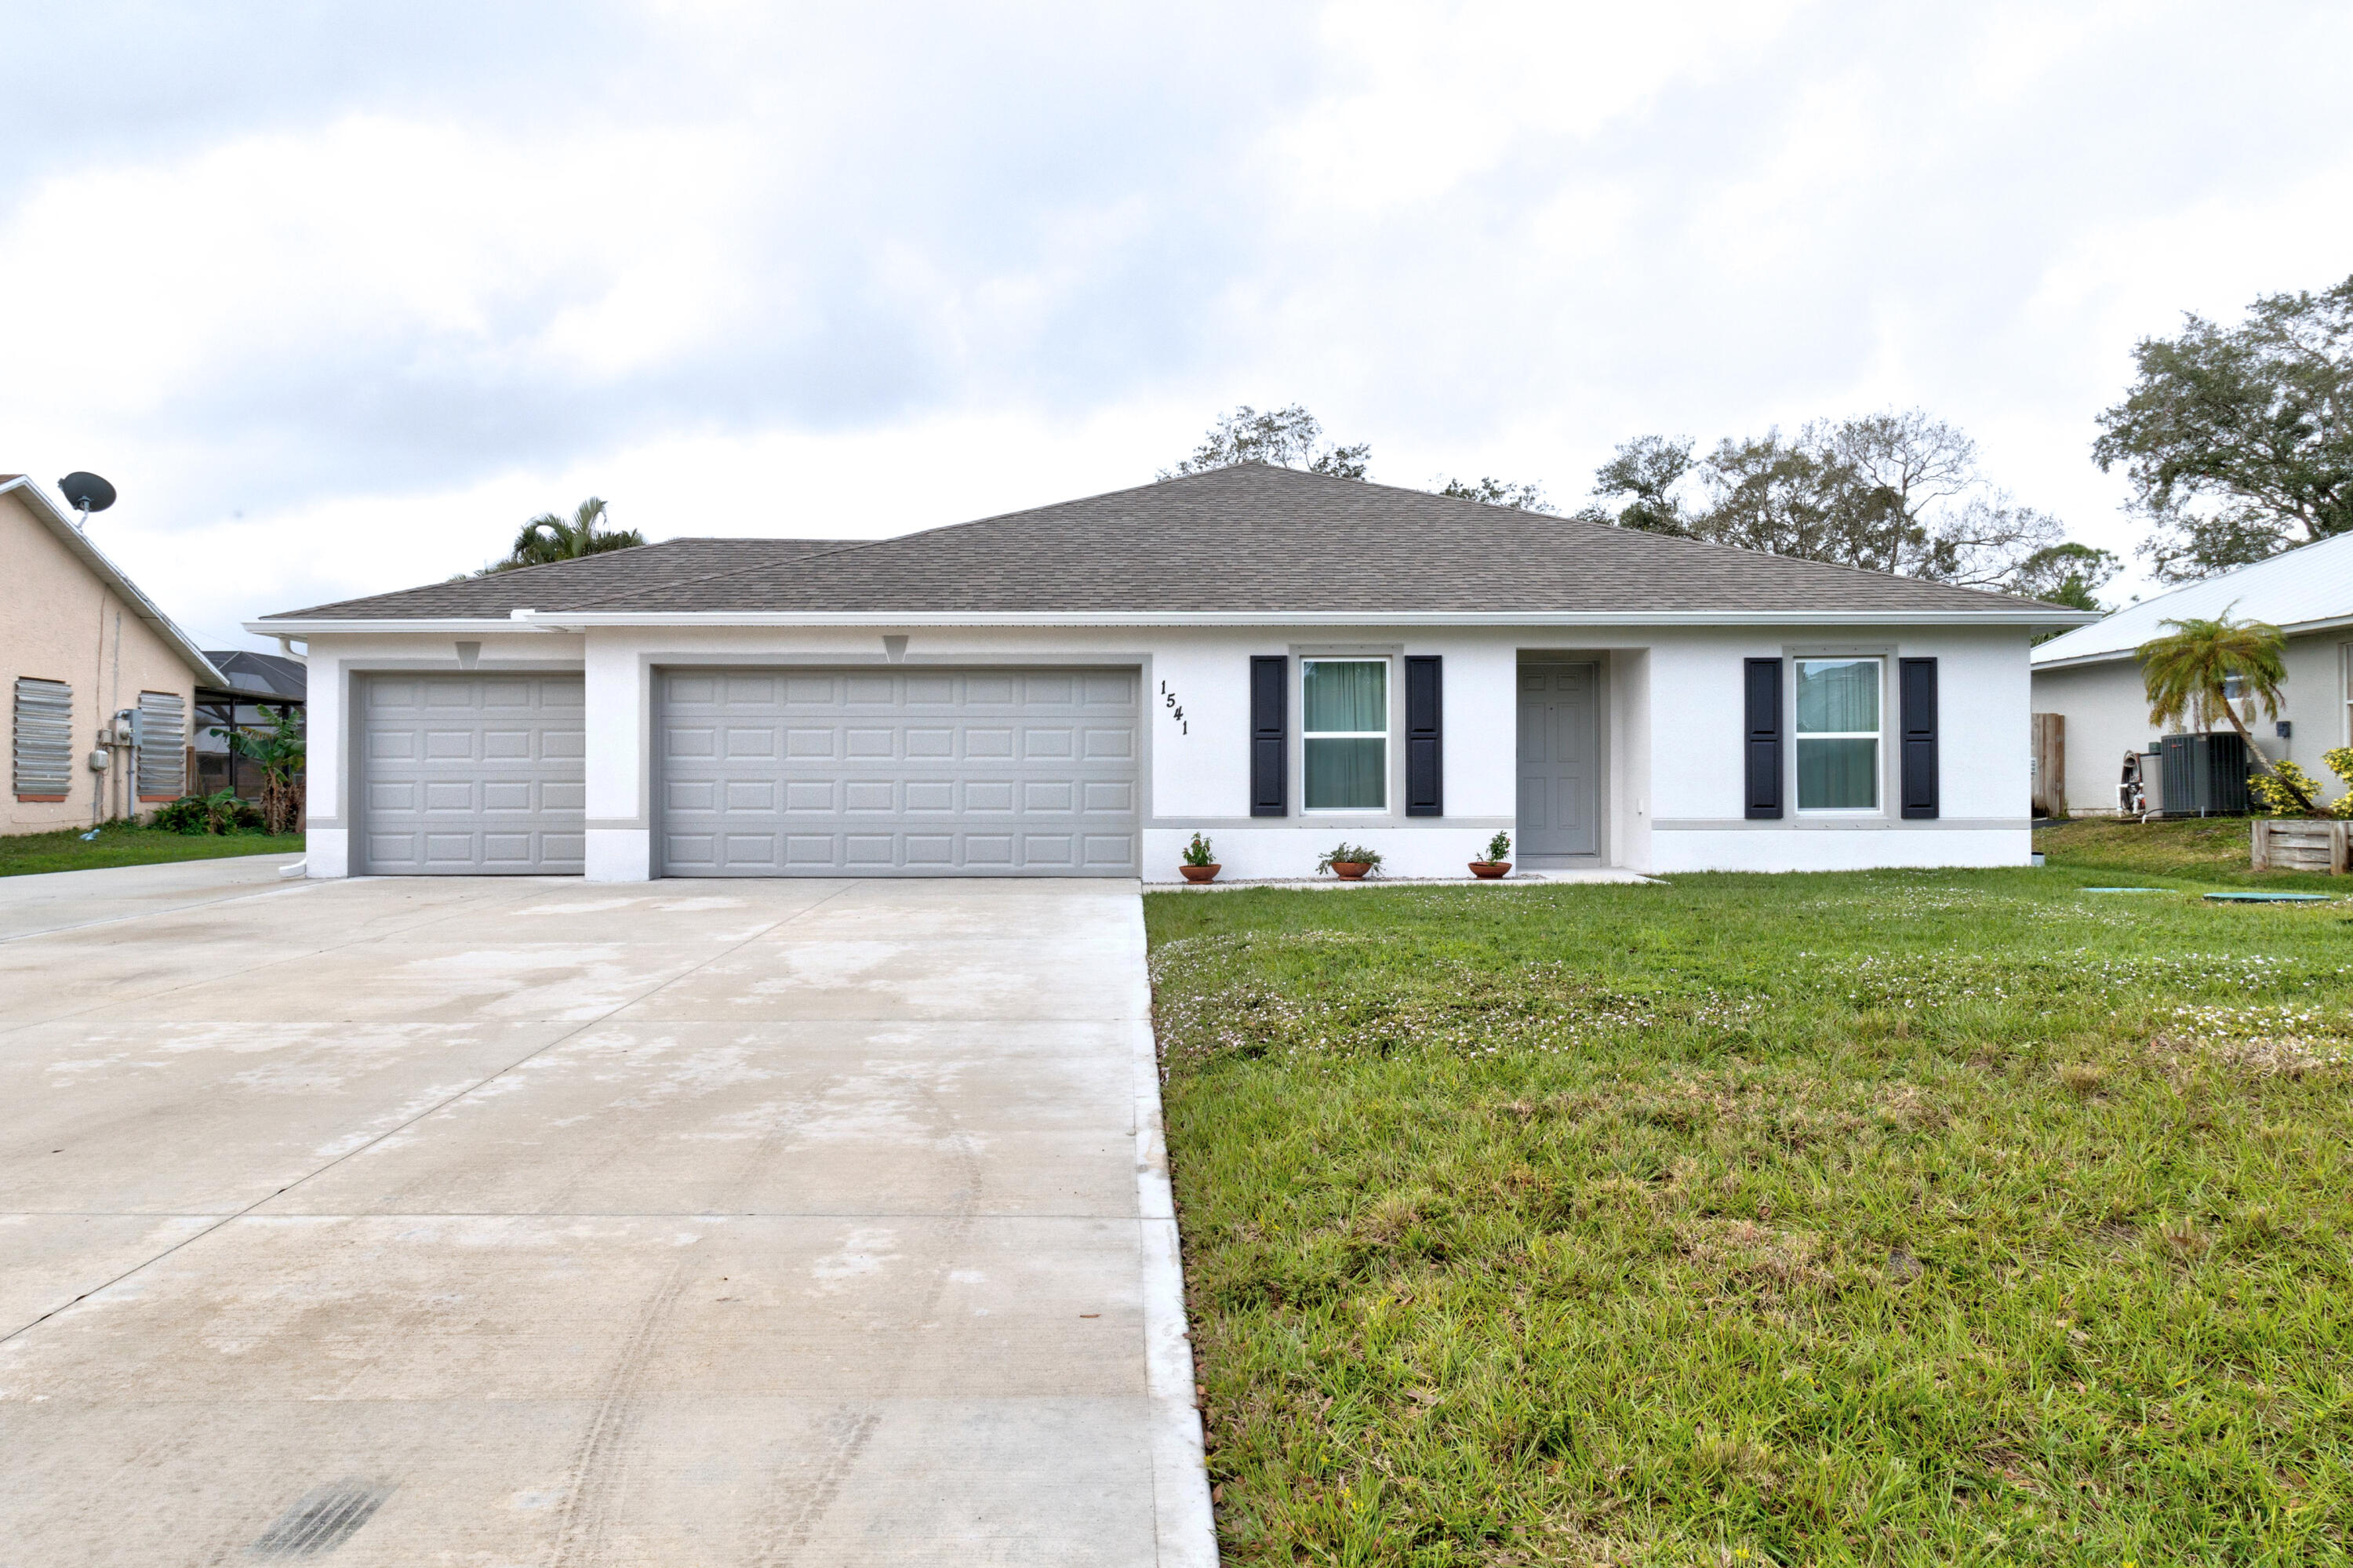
1793 654 1885 816
2341 642 2353 746
1300 656 1390 813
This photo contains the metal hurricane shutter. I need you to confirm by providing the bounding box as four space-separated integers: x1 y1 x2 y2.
656 667 1140 876
135 692 186 801
1249 655 1287 817
13 678 73 800
1404 655 1442 817
1743 657 1784 820
1899 657 1939 820
360 674 586 873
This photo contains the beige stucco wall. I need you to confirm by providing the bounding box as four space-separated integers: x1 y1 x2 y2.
3 489 202 835
2031 629 2352 814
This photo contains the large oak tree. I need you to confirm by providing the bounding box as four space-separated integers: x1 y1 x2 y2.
2093 275 2353 581
1580 412 2093 599
1164 406 1554 511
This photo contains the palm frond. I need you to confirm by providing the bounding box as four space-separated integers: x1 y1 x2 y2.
495 497 642 570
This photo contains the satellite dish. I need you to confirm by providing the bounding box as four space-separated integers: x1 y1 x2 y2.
58 472 117 515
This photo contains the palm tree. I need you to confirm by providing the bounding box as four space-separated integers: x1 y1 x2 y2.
487 497 646 573
2137 610 2311 812
210 704 304 835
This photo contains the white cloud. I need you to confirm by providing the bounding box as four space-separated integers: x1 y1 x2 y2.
102 400 1200 642
3 0 2351 646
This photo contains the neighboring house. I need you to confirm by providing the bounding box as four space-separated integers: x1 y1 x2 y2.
249 464 2087 882
2031 532 2353 815
4 475 223 835
195 650 307 802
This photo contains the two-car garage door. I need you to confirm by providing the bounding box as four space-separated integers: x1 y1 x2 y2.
656 667 1140 875
358 666 1141 878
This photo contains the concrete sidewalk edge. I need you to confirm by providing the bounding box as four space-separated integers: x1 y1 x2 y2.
1133 997 1218 1564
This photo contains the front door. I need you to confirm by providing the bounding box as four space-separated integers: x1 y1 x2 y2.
1517 663 1597 857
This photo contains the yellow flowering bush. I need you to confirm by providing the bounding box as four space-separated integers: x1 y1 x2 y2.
2250 759 2332 817
2253 747 2353 817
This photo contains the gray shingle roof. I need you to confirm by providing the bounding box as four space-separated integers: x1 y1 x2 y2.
264 464 2054 620
269 537 860 620
200 649 307 700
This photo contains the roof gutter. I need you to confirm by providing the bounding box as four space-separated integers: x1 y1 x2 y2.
4 476 227 687
251 606 2099 635
2035 608 2353 671
2031 646 2138 671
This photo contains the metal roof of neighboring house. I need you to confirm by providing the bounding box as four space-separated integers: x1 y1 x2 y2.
2 475 226 686
257 464 2089 628
201 649 307 700
2032 531 2353 669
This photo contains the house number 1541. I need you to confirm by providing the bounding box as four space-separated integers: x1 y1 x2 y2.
1159 681 1186 735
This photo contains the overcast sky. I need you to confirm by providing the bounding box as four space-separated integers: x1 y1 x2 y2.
7 2 2351 650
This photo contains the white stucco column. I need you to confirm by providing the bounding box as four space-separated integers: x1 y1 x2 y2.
583 636 652 881
303 644 350 878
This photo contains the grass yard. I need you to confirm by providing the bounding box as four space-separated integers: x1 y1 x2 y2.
0 824 304 878
1147 867 2353 1565
2037 816 2341 893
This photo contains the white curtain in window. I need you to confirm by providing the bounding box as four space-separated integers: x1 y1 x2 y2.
1304 660 1386 732
1304 660 1386 810
1796 659 1878 734
1795 659 1878 810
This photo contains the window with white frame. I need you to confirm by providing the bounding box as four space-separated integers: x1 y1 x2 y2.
2342 643 2353 743
1303 658 1387 810
1795 657 1881 811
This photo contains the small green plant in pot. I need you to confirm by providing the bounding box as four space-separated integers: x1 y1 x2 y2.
1470 830 1511 879
1179 832 1220 883
1316 842 1382 879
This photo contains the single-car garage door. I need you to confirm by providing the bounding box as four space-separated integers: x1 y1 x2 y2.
360 674 586 874
657 667 1139 875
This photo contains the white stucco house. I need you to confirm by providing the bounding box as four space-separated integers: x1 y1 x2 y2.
2031 531 2353 814
250 464 2088 882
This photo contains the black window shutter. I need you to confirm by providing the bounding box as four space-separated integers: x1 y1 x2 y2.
1404 655 1442 817
1249 655 1287 817
1744 657 1784 820
1899 657 1939 820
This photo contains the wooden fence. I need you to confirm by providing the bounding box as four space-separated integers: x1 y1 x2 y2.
2030 713 2065 817
2251 818 2350 873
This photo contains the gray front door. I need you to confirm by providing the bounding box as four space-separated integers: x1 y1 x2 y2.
656 667 1140 875
360 674 586 874
1517 663 1597 857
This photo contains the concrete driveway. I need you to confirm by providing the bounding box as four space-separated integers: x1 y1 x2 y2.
0 860 1211 1566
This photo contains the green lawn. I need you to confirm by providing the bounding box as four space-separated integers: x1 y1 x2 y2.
2036 814 2353 895
1147 862 2353 1565
0 824 304 878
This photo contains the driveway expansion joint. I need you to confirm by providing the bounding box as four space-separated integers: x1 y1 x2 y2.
0 863 1208 1566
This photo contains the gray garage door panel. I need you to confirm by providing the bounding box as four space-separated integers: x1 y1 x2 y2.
659 668 1139 875
361 675 586 874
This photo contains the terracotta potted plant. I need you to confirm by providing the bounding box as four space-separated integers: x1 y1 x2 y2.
1468 831 1512 880
1316 842 1383 880
1179 831 1221 883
